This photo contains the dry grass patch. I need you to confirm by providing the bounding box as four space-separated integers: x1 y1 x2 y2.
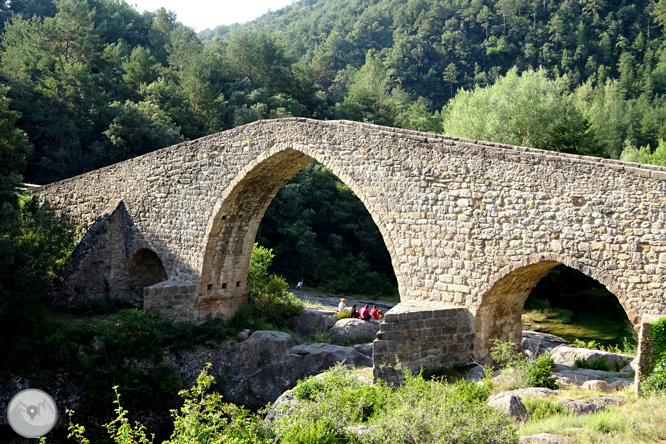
519 392 666 443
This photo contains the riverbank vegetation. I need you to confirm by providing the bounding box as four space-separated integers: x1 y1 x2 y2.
65 360 666 444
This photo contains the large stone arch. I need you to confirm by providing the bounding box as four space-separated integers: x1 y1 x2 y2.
471 252 635 363
35 117 666 343
198 146 403 318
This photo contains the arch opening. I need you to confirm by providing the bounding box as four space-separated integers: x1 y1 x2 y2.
256 161 399 299
474 261 634 365
128 248 168 304
200 149 400 320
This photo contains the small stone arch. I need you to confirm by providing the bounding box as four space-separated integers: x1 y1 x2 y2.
128 248 168 305
472 253 635 364
198 146 402 316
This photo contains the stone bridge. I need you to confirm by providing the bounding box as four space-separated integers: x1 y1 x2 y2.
37 118 666 381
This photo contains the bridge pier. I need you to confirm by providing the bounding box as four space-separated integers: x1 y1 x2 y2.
373 301 475 384
144 282 247 323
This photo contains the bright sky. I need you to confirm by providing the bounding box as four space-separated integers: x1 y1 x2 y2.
129 0 295 31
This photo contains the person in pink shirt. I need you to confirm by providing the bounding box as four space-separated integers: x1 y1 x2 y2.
359 304 371 321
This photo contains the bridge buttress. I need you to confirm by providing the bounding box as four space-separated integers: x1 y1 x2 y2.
373 301 474 384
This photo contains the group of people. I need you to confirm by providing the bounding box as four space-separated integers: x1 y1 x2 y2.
337 298 384 322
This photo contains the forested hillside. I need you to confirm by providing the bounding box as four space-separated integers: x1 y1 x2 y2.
3 0 666 295
204 0 666 159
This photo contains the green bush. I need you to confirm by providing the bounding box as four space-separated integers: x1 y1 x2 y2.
573 357 611 372
248 244 305 328
68 364 273 444
490 339 558 390
642 359 666 393
276 365 515 444
525 354 558 389
643 317 666 393
336 309 350 320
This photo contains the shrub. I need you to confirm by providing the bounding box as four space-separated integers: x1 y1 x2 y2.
359 371 516 444
490 339 558 390
525 354 558 389
573 357 611 372
643 317 666 393
277 365 515 444
248 244 305 328
642 359 666 393
68 364 273 444
336 309 350 320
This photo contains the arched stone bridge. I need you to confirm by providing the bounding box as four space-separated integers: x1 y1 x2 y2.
38 118 666 381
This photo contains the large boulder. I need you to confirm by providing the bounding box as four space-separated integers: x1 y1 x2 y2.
553 368 629 387
294 309 337 336
581 380 611 393
522 331 569 359
507 387 559 399
558 396 628 414
354 342 374 358
487 391 527 421
328 318 380 344
550 346 634 370
223 337 372 409
466 365 487 381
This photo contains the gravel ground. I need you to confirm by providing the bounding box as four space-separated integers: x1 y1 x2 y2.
290 289 397 313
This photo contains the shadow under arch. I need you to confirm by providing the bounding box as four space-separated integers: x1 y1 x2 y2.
128 248 168 302
472 253 636 364
199 147 402 315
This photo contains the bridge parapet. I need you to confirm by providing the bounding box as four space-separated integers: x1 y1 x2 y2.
373 301 474 384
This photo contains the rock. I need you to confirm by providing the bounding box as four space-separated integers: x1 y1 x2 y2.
466 365 487 381
581 380 611 393
559 396 628 414
328 318 380 344
519 433 571 443
550 346 634 370
553 368 625 386
487 392 528 421
223 340 372 409
585 396 629 408
559 398 603 414
265 389 298 424
609 379 634 391
294 309 337 336
354 342 373 358
522 331 569 358
508 387 559 399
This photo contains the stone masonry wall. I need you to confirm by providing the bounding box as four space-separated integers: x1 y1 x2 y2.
373 301 474 384
37 118 666 339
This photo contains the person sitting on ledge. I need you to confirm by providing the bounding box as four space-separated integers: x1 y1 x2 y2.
349 304 359 318
370 305 384 321
359 304 372 321
337 298 346 313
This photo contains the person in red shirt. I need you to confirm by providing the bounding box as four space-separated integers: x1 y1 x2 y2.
370 305 384 321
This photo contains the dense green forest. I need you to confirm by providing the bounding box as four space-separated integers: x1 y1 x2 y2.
3 0 666 295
